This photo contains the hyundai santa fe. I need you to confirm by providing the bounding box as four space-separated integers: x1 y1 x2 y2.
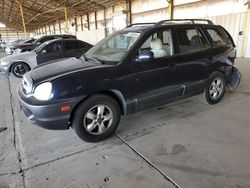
18 19 242 142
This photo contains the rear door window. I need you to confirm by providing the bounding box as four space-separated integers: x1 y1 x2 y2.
206 28 229 47
64 41 79 50
176 27 209 54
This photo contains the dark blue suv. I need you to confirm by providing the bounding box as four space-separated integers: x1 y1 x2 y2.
18 19 241 142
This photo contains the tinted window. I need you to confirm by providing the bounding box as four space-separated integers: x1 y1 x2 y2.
176 27 209 54
139 29 173 58
79 42 87 48
206 28 228 47
64 41 79 50
43 42 63 53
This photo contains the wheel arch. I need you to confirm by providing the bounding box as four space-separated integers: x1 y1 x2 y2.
10 61 31 73
68 89 127 128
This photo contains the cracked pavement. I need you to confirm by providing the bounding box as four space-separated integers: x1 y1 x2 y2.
0 52 250 188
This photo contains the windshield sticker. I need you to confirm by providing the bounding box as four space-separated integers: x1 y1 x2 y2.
125 32 141 38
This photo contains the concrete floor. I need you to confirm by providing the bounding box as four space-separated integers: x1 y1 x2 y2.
0 51 250 188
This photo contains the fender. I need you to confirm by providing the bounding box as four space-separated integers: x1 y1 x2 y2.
110 89 128 115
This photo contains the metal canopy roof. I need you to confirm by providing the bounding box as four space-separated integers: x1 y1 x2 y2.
0 0 126 31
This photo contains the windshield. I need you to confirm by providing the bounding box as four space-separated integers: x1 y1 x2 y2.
85 31 141 64
33 41 50 53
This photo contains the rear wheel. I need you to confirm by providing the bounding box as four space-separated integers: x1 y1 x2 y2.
11 62 30 78
204 72 226 105
72 95 121 142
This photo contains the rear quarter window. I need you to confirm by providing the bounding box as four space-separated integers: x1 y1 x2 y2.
206 28 231 47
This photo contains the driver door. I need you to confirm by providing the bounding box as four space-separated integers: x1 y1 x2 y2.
129 28 184 111
36 41 64 64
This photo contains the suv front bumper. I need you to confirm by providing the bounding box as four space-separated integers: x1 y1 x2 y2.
18 87 84 130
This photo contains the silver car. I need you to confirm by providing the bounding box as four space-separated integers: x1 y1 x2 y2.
0 38 92 77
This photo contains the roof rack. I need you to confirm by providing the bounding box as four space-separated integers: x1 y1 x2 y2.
155 19 214 26
126 23 156 28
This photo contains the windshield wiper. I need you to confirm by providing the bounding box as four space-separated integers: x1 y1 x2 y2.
80 54 86 61
84 55 102 65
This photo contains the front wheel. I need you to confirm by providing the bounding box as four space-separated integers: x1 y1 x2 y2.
204 72 226 105
11 62 30 78
72 95 121 142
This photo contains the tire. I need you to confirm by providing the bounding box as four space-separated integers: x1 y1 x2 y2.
72 95 121 142
11 62 30 78
204 72 226 105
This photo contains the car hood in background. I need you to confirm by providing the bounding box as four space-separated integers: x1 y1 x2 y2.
0 51 36 62
8 42 33 49
14 43 37 51
30 57 100 83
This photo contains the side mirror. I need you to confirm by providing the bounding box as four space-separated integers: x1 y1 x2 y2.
135 50 154 63
41 49 46 53
37 42 41 45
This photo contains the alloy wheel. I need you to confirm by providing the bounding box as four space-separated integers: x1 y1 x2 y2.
209 78 224 100
83 105 113 135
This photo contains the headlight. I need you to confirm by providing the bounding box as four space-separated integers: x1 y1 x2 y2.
34 82 52 101
1 61 10 66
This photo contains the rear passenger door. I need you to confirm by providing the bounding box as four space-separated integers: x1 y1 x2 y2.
63 40 82 59
173 26 213 95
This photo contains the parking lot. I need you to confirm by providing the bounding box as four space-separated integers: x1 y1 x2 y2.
0 50 249 188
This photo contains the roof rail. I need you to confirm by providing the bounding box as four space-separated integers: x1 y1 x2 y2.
155 19 214 26
126 23 156 28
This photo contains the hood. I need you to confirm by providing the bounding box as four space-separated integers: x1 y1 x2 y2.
0 51 36 62
29 57 100 83
15 43 34 48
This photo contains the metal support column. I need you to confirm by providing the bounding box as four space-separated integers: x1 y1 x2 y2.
104 8 108 37
75 17 78 32
94 12 98 30
242 4 250 57
87 13 90 30
16 1 27 38
80 15 84 31
64 4 69 33
59 22 62 34
167 0 174 20
127 0 132 26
